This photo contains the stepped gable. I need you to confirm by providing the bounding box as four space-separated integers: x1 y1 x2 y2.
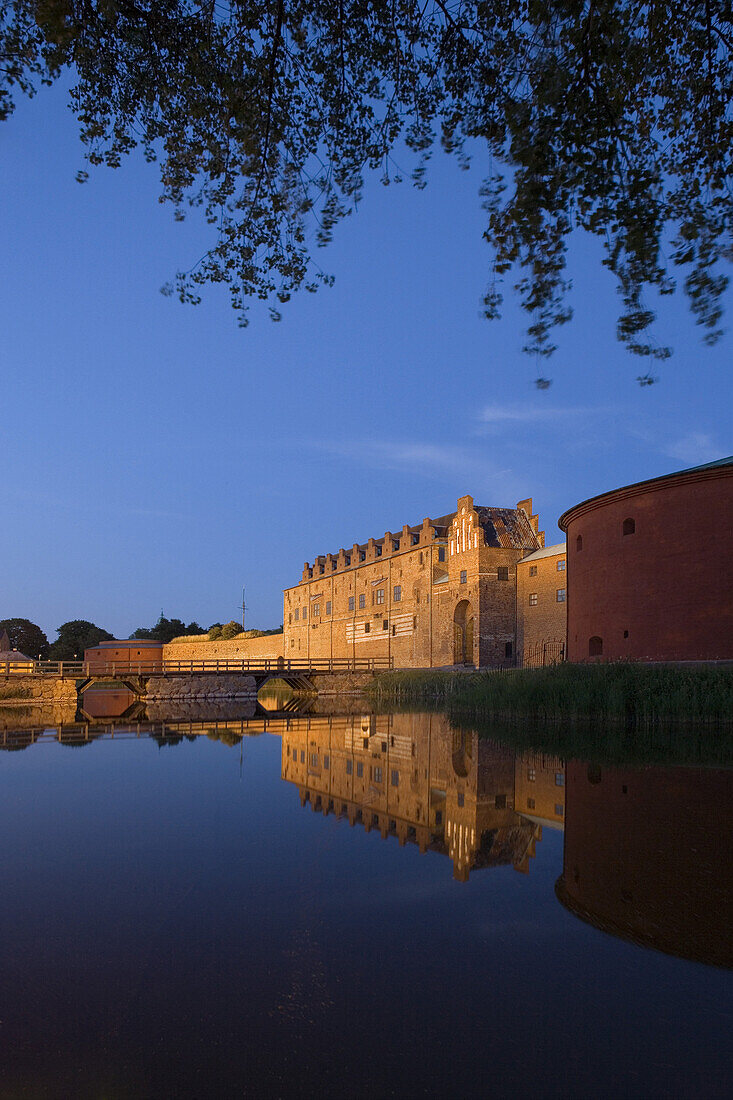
308 503 538 564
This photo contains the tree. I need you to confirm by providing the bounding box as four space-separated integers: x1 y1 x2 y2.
48 619 114 659
220 620 244 640
2 3 730 376
130 614 202 642
0 618 49 658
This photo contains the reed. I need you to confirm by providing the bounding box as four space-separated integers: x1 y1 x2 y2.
369 663 733 725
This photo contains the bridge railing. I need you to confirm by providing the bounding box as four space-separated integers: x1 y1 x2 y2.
2 660 88 678
3 657 394 678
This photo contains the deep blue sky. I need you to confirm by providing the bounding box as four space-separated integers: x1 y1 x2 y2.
2 83 731 640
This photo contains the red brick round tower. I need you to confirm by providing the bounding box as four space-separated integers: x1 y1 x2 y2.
559 457 733 662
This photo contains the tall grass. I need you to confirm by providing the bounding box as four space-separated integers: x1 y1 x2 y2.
369 663 733 725
369 664 733 766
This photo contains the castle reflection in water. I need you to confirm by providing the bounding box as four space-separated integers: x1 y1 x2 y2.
280 712 565 881
3 699 730 968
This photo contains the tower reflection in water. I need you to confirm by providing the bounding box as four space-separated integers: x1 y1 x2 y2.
557 761 733 968
280 712 565 881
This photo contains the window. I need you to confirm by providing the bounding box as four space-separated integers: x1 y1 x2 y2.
382 620 388 631
392 624 396 635
527 768 536 782
346 759 353 775
292 747 297 760
529 593 538 606
381 741 387 752
557 588 566 602
576 535 583 551
392 540 399 551
288 613 292 624
376 588 385 604
326 601 331 616
505 641 513 659
373 766 383 783
290 638 294 647
393 585 402 602
294 608 299 621
435 810 443 826
457 792 464 808
555 772 564 786
356 762 363 778
438 546 446 562
348 596 355 611
358 593 365 609
310 753 318 767
324 755 330 769
589 635 603 656
460 570 467 584
364 622 370 633
300 750 305 763
302 607 307 620
527 797 536 810
529 565 537 577
375 545 382 556
391 769 399 787
362 737 369 749
497 566 508 581
313 603 320 617
555 803 564 817
623 517 635 536
557 559 566 571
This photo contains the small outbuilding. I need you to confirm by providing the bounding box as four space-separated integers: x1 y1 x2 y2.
0 630 35 670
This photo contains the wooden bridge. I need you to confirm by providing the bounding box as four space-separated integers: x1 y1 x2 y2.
2 656 394 696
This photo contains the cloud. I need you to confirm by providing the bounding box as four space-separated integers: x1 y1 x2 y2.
479 403 597 426
313 438 525 499
663 431 721 466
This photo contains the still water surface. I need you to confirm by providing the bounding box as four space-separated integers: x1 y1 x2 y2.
0 704 731 1097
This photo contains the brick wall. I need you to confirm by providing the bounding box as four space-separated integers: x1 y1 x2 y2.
283 493 543 669
163 634 284 663
516 544 567 665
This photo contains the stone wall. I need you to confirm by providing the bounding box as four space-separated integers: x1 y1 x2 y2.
163 634 284 663
0 676 78 706
146 674 259 700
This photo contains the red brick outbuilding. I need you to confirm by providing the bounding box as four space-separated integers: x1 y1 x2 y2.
559 456 733 662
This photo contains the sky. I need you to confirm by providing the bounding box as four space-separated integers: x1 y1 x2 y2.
1 82 731 642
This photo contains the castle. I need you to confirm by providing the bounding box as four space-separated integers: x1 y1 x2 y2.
283 494 567 668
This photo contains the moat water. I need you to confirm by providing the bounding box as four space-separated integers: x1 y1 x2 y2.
0 695 731 1097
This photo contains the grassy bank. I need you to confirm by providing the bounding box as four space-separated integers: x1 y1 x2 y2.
369 663 733 725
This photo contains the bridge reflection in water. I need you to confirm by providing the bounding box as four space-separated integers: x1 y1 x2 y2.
0 697 729 968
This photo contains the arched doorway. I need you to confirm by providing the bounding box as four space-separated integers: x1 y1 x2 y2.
453 600 474 665
451 728 473 777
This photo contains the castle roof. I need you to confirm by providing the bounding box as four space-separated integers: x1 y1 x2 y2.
520 541 566 563
301 499 541 577
473 506 541 549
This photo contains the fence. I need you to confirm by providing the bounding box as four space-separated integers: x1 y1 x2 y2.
2 656 394 679
520 641 566 669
